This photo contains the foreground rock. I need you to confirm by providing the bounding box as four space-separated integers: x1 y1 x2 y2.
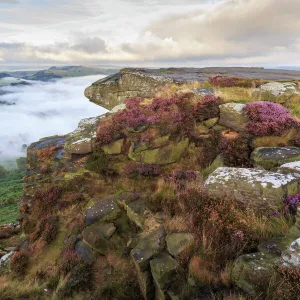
205 167 299 212
278 161 300 177
251 147 300 169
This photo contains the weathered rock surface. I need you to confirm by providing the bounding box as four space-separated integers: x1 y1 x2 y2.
251 147 300 169
101 138 124 155
129 138 189 165
85 197 121 226
205 167 299 212
64 116 103 155
75 240 95 264
85 68 300 109
82 223 114 254
150 252 178 293
126 199 147 229
131 227 165 271
278 161 300 177
166 233 195 257
218 103 248 132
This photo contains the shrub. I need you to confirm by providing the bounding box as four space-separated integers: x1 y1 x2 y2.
209 76 240 87
59 250 83 275
0 165 8 177
218 134 252 167
280 194 300 216
193 95 221 121
85 149 110 174
16 157 27 172
34 186 62 213
170 169 198 189
124 162 162 177
10 251 30 275
243 101 300 137
275 266 300 300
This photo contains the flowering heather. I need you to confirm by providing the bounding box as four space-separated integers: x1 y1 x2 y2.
124 162 162 177
193 95 221 121
10 251 30 275
125 97 143 109
209 76 239 87
171 169 198 182
243 101 299 136
281 193 300 215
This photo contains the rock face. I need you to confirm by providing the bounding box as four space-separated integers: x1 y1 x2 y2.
85 68 300 109
205 167 299 212
64 116 103 155
218 103 248 132
251 147 300 169
278 161 300 177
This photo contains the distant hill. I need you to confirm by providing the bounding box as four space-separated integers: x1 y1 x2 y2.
22 65 120 81
0 72 12 79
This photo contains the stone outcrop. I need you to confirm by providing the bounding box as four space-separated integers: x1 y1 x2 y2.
205 167 299 212
251 147 300 169
85 68 300 110
218 103 248 132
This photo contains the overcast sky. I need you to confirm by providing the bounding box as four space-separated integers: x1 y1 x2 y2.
0 0 300 68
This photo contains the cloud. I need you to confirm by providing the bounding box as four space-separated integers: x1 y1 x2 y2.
0 0 18 3
0 76 107 160
0 0 300 66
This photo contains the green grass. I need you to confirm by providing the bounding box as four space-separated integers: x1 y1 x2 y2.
0 170 25 225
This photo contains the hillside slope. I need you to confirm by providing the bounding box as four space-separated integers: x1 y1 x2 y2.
0 70 300 300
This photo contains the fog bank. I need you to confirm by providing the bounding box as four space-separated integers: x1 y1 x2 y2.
0 75 107 162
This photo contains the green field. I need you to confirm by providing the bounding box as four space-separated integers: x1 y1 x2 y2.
0 170 25 225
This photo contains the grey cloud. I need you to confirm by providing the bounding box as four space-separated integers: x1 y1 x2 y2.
72 37 107 54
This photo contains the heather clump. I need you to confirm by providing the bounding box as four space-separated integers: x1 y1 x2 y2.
10 251 30 275
243 101 299 136
124 162 162 177
193 95 221 121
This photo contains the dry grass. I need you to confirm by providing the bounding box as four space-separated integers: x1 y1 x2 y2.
155 81 202 98
215 87 254 104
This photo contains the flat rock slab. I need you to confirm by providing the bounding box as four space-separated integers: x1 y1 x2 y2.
166 233 195 257
251 147 300 169
85 198 121 226
131 227 165 271
218 103 248 132
205 167 299 213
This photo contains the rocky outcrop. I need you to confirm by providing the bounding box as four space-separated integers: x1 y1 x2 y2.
205 167 299 212
251 147 300 170
85 68 300 110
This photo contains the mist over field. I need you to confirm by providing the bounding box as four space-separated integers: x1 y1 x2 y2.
0 75 107 163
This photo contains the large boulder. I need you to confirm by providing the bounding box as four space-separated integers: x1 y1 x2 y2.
218 103 248 132
251 147 300 169
278 161 300 178
128 138 189 165
64 116 103 155
204 167 299 213
85 197 121 226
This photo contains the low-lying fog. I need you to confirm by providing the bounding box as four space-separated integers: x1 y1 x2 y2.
0 75 107 164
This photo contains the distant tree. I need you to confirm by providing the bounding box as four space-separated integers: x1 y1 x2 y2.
0 165 8 177
16 157 27 172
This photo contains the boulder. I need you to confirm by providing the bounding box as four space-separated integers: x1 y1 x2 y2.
115 191 140 207
178 88 215 97
166 233 195 257
251 147 300 169
64 116 103 155
82 223 114 254
204 167 299 213
129 138 189 165
150 252 178 291
202 117 219 129
131 227 165 271
233 252 281 296
136 270 155 300
85 197 121 226
218 103 248 132
281 238 300 267
75 240 95 264
253 82 300 103
278 161 300 177
101 138 124 155
126 199 147 229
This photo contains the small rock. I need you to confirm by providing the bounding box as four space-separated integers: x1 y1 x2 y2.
166 233 195 257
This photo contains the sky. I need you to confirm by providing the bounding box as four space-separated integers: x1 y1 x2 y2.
0 0 300 68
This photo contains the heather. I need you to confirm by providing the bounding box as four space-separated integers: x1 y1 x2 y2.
243 101 300 136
